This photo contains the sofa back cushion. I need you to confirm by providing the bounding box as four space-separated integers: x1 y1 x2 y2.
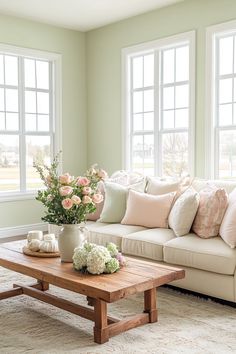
220 188 236 248
169 187 200 237
192 186 228 238
192 178 236 194
121 189 175 228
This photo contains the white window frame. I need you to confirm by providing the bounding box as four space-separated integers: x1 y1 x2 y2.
206 20 236 179
122 31 195 177
0 43 62 202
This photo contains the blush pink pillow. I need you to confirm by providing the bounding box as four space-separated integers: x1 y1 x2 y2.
220 188 236 248
192 186 228 238
121 190 175 228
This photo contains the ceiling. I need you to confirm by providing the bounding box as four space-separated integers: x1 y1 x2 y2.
0 0 183 32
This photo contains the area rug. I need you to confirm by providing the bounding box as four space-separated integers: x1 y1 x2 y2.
0 267 235 354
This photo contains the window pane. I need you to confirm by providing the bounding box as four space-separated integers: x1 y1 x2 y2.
0 88 4 111
144 54 154 87
175 84 189 108
26 135 51 190
219 78 232 104
38 114 50 132
163 49 174 84
36 61 49 89
24 59 36 88
0 135 20 192
133 91 143 113
133 56 143 89
219 130 236 178
37 92 49 114
25 114 37 131
144 112 154 131
219 104 232 126
176 46 189 82
5 89 18 112
132 135 143 173
0 55 4 85
25 91 36 113
144 89 154 112
219 36 233 75
163 86 174 109
144 135 154 175
162 132 188 177
163 110 174 129
133 113 143 131
0 112 5 130
6 113 19 131
175 108 189 128
5 56 18 86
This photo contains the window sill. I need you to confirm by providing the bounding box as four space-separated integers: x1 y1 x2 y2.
0 191 37 203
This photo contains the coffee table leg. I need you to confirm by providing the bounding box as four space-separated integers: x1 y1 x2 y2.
93 299 109 344
144 288 158 323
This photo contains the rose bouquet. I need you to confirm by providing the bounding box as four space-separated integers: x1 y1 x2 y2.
73 242 126 274
34 154 107 225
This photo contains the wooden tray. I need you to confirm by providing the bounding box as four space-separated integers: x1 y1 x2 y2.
23 246 60 258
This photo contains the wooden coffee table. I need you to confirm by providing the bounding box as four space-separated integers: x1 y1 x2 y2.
0 240 184 344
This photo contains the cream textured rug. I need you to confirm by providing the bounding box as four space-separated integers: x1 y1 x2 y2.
0 267 235 354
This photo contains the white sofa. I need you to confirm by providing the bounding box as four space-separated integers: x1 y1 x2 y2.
85 179 236 303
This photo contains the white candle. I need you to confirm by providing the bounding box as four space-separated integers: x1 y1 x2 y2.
27 230 43 244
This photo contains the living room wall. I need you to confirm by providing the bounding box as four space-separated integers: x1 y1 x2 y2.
86 0 236 176
0 14 86 228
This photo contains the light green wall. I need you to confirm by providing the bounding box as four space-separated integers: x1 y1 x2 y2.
86 0 236 176
0 14 86 228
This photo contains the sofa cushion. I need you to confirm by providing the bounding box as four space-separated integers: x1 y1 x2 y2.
192 178 236 194
192 186 228 238
121 189 175 228
86 223 146 250
220 188 236 248
122 228 176 261
164 234 236 275
168 187 199 236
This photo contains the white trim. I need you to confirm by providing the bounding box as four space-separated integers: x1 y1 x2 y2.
0 42 62 202
205 20 236 179
122 30 195 176
0 222 47 238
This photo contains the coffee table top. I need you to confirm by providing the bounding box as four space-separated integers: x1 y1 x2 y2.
0 240 184 302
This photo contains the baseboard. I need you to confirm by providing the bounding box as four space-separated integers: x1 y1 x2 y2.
0 223 48 238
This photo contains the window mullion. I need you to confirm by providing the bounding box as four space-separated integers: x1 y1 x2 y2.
19 57 26 193
154 50 160 176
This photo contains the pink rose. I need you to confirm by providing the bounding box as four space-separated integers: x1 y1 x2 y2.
97 169 108 179
82 186 92 195
76 177 90 186
82 195 92 204
92 193 104 204
47 194 53 201
59 186 73 196
71 195 81 205
59 173 74 185
61 198 73 210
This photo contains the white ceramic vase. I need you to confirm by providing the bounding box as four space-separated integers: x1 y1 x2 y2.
58 224 86 262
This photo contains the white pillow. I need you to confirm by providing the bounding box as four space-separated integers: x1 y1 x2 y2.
220 188 236 248
168 187 200 236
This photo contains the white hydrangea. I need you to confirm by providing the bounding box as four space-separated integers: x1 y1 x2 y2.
106 242 119 257
87 246 111 275
73 246 88 270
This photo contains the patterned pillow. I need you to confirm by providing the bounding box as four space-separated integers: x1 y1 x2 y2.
192 186 228 238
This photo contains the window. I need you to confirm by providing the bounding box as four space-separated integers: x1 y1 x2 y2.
0 45 61 201
206 20 236 179
122 31 195 177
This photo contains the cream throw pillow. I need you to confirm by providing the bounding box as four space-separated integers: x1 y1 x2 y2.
220 188 236 248
168 187 200 236
146 177 180 195
121 190 175 228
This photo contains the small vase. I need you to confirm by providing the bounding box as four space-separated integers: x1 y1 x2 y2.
58 224 87 262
